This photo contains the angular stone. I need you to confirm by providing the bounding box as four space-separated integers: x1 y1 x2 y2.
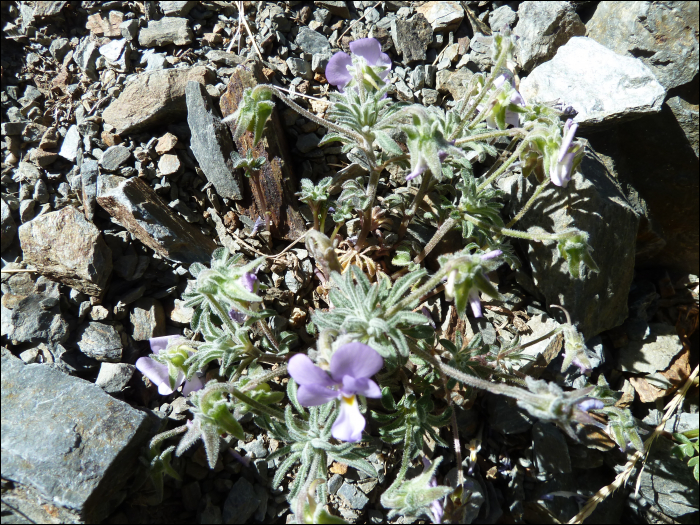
315 1 350 18
222 478 260 524
514 1 585 72
435 67 473 99
130 297 165 341
138 17 193 47
158 153 182 176
74 37 99 79
81 159 99 221
391 14 433 63
159 1 196 17
155 132 179 154
96 174 216 265
533 422 571 474
18 206 112 297
520 37 666 128
338 482 370 510
76 322 122 362
666 95 699 159
103 66 214 135
95 362 135 394
416 1 464 32
286 57 312 80
59 124 81 162
1 198 15 252
587 1 698 91
185 81 242 200
295 27 331 55
99 145 131 172
220 65 306 240
618 324 683 375
500 147 639 339
205 50 246 67
490 5 517 32
1 350 152 523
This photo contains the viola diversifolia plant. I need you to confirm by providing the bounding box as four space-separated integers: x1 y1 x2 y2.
135 30 637 523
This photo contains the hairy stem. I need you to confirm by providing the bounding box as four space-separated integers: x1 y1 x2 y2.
228 387 286 420
464 213 577 242
205 293 243 336
385 260 460 317
258 319 280 352
240 363 288 392
506 180 549 228
476 139 529 192
414 217 457 264
355 160 381 249
397 169 434 239
454 128 523 146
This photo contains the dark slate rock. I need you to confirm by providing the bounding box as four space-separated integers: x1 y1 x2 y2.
296 133 321 154
1 349 153 523
222 477 260 524
513 1 585 72
587 1 699 91
666 95 699 159
138 17 193 47
96 174 216 265
185 81 242 201
3 277 69 345
391 14 433 63
328 473 343 494
499 147 639 339
18 206 112 297
81 159 99 221
76 322 123 362
160 1 196 17
99 145 132 172
295 27 331 55
74 37 99 79
315 1 350 18
533 422 571 473
487 394 532 434
338 482 370 510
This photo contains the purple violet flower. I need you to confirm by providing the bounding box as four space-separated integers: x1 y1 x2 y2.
550 119 580 188
421 457 444 524
136 335 204 396
326 38 391 92
288 342 383 442
482 73 526 129
250 216 265 235
228 272 260 324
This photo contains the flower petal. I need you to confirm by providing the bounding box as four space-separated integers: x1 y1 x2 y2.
341 376 382 398
468 289 482 318
239 272 258 294
349 38 382 65
183 373 205 395
326 51 353 88
330 343 383 382
332 395 366 442
288 354 337 387
136 356 181 395
297 384 340 406
558 119 578 163
149 335 179 354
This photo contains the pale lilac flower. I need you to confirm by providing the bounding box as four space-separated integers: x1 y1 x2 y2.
421 457 444 524
576 399 604 412
250 216 265 235
445 250 502 318
550 119 581 188
229 272 260 323
405 163 426 181
326 38 391 92
482 73 526 129
288 342 383 442
136 335 204 395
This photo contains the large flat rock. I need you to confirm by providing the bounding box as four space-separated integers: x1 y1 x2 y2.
1 349 153 523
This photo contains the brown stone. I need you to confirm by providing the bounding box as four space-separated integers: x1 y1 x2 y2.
130 297 165 341
18 206 112 297
155 132 178 154
219 65 306 241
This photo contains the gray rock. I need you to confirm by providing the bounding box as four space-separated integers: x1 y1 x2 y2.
435 67 473 100
338 482 370 510
618 323 682 376
205 50 246 67
76 322 123 362
130 297 165 341
103 66 213 135
2 277 69 345
74 37 99 79
489 5 517 32
99 38 130 70
391 14 433 63
160 1 196 17
533 422 571 473
467 33 494 71
19 199 35 223
1 349 152 523
295 27 331 55
1 121 29 135
158 153 182 176
501 148 639 339
59 124 81 162
96 174 216 265
100 145 131 172
411 66 425 90
33 179 48 204
95 362 135 393
296 133 321 154
1 198 15 251
421 88 439 105
49 37 70 62
514 1 585 72
488 395 532 434
222 477 260 524
632 434 699 520
18 206 112 297
120 19 139 41
586 1 699 91
185 81 242 201
81 159 99 221
328 473 343 494
287 57 312 80
311 52 331 73
142 49 169 70
138 17 193 47
520 37 666 127
666 95 699 159
241 436 267 459
315 1 350 18
415 1 464 32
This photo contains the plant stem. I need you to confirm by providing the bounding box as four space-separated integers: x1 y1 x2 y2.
463 213 577 242
392 424 415 489
240 363 288 392
385 261 458 317
397 169 433 239
228 387 286 420
506 180 549 228
453 128 523 146
355 161 380 249
476 139 529 192
414 217 457 264
205 293 242 336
